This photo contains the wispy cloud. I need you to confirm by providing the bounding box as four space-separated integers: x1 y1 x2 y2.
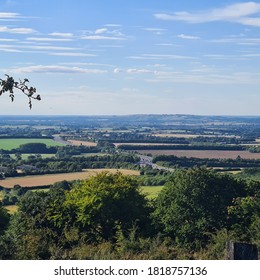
49 32 74 38
94 28 108 34
0 12 20 19
12 65 107 74
154 2 260 27
49 52 96 57
177 34 200 40
81 35 125 40
27 37 73 42
81 26 127 40
128 54 196 60
0 26 36 34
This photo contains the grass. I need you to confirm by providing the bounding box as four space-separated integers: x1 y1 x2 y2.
10 153 56 159
4 205 18 214
0 138 65 150
141 186 163 199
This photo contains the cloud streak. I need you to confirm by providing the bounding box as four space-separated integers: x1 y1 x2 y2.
12 65 107 74
154 2 260 27
177 34 200 40
0 26 36 34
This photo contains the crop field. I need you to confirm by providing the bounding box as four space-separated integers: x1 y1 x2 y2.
114 143 184 147
152 133 239 138
0 169 140 188
67 140 97 146
137 150 260 159
0 138 64 150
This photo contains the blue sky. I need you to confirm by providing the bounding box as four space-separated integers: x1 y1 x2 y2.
0 0 260 115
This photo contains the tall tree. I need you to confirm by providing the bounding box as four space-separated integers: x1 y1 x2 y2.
153 168 246 249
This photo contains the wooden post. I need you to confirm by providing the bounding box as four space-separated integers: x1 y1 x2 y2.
226 241 258 260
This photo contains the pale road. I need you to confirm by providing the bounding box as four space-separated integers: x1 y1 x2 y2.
138 154 175 172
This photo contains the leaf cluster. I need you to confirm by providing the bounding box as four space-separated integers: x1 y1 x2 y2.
0 74 41 109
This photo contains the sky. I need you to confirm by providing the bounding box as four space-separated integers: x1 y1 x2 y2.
0 0 260 115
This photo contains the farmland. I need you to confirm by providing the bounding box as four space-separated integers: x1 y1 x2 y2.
0 168 140 188
0 115 260 260
136 149 260 159
0 138 64 150
67 140 97 146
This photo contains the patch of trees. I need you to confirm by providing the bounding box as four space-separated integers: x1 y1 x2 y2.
0 127 51 139
17 143 57 154
119 144 245 151
0 169 259 259
153 155 260 168
92 131 190 144
0 153 140 177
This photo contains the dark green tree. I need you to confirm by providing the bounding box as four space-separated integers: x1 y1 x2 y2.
0 203 10 236
59 172 152 241
153 168 246 250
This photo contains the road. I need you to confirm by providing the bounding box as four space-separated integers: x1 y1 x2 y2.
138 154 175 172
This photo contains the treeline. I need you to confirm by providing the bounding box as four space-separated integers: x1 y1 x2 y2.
0 153 139 177
0 127 54 138
118 144 245 151
153 155 260 168
0 169 259 260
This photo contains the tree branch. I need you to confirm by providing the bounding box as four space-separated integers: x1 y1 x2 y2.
0 74 41 109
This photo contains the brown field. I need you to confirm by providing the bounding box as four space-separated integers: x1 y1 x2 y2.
114 143 184 147
1 169 140 189
137 150 260 159
67 140 97 146
152 133 239 138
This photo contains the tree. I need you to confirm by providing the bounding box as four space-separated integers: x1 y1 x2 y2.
153 168 246 250
0 203 10 236
0 75 41 109
58 172 152 241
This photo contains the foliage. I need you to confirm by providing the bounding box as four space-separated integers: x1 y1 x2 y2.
153 168 246 250
60 172 152 241
0 75 41 109
0 203 10 235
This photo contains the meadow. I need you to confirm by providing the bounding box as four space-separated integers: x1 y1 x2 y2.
0 138 64 150
141 186 163 199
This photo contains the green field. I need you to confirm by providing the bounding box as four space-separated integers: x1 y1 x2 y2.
141 186 164 199
0 138 65 150
10 153 56 160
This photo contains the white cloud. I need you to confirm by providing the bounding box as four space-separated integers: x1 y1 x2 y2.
128 54 196 60
154 2 260 27
49 52 96 57
27 37 73 42
95 28 108 34
0 26 36 34
49 32 74 37
113 68 123 73
104 24 122 27
12 65 107 74
81 35 125 40
0 12 20 19
0 38 17 41
126 68 155 74
177 34 200 40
